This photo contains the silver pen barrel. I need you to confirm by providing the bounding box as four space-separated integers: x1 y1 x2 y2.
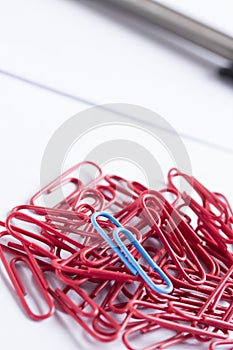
108 0 233 62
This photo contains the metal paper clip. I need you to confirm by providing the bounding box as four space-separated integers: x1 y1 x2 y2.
129 300 227 340
72 188 105 213
0 245 54 320
91 212 173 294
168 168 231 222
53 286 121 342
123 321 192 350
30 161 103 209
6 209 90 258
95 184 117 209
139 191 208 284
210 339 233 350
55 284 99 318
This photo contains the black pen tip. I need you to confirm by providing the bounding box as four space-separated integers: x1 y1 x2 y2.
219 64 233 80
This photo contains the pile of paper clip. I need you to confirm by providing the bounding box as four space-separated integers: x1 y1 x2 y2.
0 161 233 350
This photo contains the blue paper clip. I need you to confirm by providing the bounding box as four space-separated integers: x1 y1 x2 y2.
91 211 138 275
91 212 173 294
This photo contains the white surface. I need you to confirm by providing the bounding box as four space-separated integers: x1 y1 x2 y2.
0 0 233 349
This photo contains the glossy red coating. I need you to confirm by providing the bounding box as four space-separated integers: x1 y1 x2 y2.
0 162 233 349
30 161 103 208
209 339 233 350
0 245 55 320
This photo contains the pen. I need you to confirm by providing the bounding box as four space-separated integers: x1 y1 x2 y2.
107 0 233 78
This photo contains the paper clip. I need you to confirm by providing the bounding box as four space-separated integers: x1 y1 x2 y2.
91 212 173 294
168 168 230 222
95 184 117 209
54 298 121 342
6 208 91 259
122 321 192 350
210 339 233 350
71 188 105 213
113 227 173 294
128 300 227 340
54 285 99 318
104 174 139 209
0 245 54 320
30 161 103 209
139 191 207 285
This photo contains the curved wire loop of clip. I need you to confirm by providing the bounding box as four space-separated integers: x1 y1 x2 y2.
5 208 92 259
122 321 192 350
91 212 173 294
168 168 232 228
52 281 121 342
72 188 105 213
209 339 233 350
0 245 55 320
139 190 208 285
30 161 103 209
128 300 228 340
113 227 173 294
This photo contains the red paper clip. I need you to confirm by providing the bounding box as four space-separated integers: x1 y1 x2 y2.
30 161 103 209
0 245 54 320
